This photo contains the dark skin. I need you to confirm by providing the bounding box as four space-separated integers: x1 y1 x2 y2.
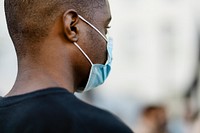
6 0 111 97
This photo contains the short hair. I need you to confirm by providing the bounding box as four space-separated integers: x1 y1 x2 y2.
4 0 106 58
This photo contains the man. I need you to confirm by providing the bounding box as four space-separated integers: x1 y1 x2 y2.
134 106 169 133
0 0 133 133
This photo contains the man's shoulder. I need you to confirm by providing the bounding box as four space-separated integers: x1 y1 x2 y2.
0 88 133 133
11 88 107 119
23 89 133 132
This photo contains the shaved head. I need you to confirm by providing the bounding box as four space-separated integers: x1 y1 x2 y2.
4 0 106 58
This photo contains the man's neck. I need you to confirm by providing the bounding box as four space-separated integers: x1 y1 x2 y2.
6 62 75 97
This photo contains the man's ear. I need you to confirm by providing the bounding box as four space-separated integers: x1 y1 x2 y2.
63 10 79 42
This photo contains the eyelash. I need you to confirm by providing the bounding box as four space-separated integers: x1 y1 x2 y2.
106 26 111 29
105 26 111 34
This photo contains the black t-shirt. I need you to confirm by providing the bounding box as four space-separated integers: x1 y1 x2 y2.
0 88 133 133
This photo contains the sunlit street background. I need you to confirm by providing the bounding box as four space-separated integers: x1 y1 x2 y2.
1 0 200 132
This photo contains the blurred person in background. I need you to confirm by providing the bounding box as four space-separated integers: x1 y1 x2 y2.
133 105 169 133
181 70 200 133
0 0 133 133
191 115 200 133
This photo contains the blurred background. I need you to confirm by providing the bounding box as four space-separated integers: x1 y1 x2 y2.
1 0 200 133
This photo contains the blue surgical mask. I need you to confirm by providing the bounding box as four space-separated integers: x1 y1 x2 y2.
74 15 113 92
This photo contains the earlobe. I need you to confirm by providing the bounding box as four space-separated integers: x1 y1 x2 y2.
63 10 79 42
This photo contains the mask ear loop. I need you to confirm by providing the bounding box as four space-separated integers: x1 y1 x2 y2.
78 15 107 41
73 42 93 65
74 15 109 65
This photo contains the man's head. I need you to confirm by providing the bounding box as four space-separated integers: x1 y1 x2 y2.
5 0 111 58
4 0 112 92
